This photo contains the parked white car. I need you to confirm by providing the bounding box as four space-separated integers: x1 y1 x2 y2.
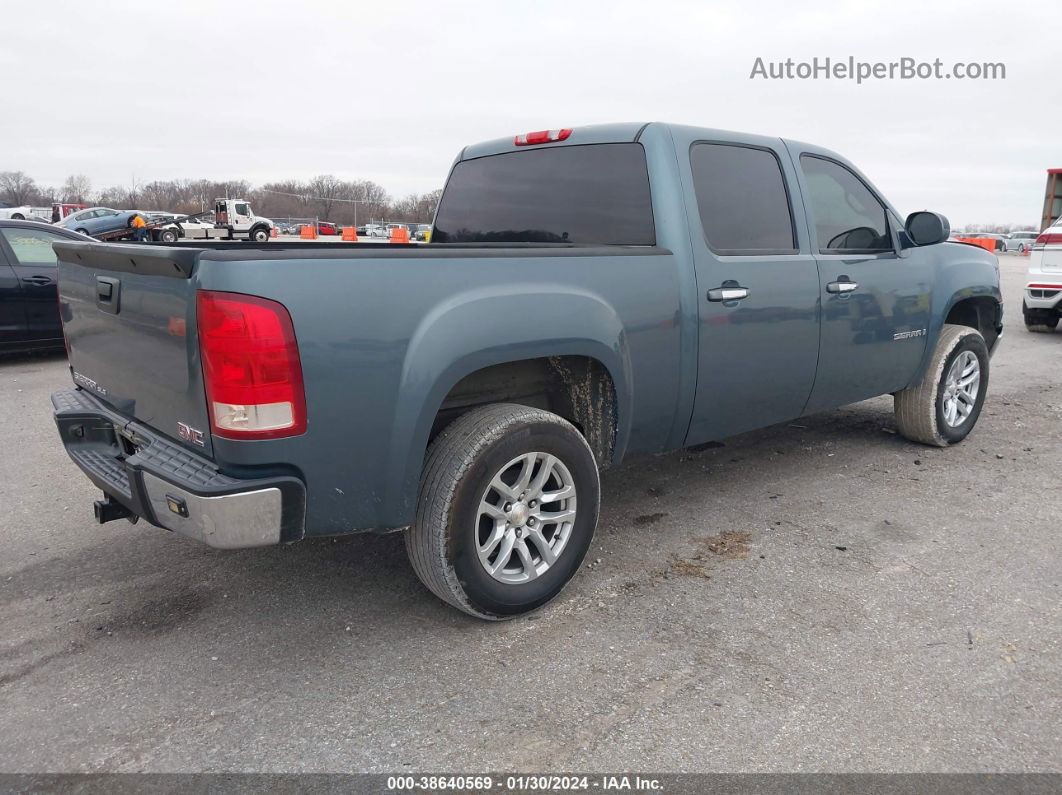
1005 231 1039 253
1023 219 1062 332
140 212 222 241
0 205 48 221
175 215 218 239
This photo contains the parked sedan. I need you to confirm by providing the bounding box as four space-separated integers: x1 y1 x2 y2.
56 207 143 239
0 220 89 352
317 221 339 235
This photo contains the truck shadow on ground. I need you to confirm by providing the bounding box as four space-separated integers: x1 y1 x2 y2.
3 397 940 690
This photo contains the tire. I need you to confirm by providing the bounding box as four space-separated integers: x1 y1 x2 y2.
11 213 25 220
250 226 270 243
1018 244 1026 254
1023 301 1058 333
159 228 178 243
406 403 600 620
894 324 989 447
75 228 89 236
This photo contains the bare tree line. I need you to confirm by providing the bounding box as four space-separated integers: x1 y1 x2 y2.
0 170 443 225
2 169 1039 230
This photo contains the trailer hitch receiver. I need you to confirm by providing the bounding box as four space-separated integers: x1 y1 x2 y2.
93 495 138 525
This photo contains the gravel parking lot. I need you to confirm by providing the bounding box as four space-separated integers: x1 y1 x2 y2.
1 254 1058 773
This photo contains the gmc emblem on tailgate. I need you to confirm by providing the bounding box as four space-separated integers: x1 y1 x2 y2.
177 422 206 447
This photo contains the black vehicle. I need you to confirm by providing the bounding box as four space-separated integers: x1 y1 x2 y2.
0 219 88 352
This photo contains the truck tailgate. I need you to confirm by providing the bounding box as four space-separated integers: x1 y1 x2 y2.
54 242 213 456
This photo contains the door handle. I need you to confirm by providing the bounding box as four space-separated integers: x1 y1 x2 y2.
96 276 120 314
826 278 859 294
23 274 54 286
707 285 750 302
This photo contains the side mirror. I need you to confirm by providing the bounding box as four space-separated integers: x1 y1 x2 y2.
905 211 950 247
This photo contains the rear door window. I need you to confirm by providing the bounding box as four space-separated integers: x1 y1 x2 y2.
690 143 796 254
432 143 655 245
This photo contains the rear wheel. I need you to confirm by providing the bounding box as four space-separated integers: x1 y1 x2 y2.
406 403 600 620
75 228 89 236
894 324 989 446
11 213 25 220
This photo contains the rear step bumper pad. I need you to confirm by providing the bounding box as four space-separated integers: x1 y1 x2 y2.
52 389 305 548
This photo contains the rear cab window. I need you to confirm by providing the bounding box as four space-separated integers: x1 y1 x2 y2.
432 143 655 245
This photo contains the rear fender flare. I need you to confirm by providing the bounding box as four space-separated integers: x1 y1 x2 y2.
382 284 632 525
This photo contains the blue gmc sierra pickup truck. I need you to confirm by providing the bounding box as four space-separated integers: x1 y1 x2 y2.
51 122 1002 619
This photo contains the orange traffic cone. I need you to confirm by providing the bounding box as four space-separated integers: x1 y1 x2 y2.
271 226 278 238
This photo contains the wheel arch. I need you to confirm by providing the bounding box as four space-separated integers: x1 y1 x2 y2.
908 275 1001 389
944 294 1001 346
380 285 633 527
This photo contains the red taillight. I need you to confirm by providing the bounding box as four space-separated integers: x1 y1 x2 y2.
196 290 306 440
1033 232 1062 247
514 128 572 146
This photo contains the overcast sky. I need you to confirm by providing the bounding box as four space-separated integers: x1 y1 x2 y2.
3 0 1057 226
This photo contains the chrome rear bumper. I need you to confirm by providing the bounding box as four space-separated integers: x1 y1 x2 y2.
52 389 305 549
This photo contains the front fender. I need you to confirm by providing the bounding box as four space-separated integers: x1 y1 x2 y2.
911 246 1001 385
382 283 632 525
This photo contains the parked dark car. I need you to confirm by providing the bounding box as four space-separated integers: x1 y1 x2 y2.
0 220 87 352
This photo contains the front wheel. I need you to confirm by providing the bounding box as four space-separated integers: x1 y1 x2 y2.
406 403 600 620
250 226 270 243
894 324 989 447
159 228 178 243
11 213 25 220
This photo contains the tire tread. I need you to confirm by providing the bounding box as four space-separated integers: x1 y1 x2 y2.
405 403 595 620
894 323 985 447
